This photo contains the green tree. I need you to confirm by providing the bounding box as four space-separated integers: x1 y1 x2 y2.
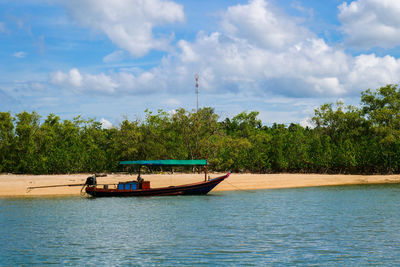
212 135 251 172
56 117 85 173
0 112 15 172
361 84 400 173
222 111 261 138
14 111 40 173
34 113 62 173
268 124 288 171
113 119 143 161
285 124 309 172
308 131 332 173
170 108 221 160
81 119 108 172
247 129 272 173
312 101 366 173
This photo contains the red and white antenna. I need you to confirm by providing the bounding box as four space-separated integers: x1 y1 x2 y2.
195 74 199 112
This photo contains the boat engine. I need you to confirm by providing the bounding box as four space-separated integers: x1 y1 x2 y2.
85 175 97 186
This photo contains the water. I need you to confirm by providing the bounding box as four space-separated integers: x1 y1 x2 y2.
1 185 400 266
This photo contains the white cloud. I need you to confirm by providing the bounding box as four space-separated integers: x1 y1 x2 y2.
51 0 400 100
50 68 117 93
49 68 162 94
50 68 83 88
339 0 400 49
50 70 68 84
168 109 177 116
345 54 400 90
69 68 82 87
300 117 314 128
151 0 400 97
100 118 113 129
221 0 313 50
84 73 117 93
156 29 352 97
13 51 27 58
64 0 184 57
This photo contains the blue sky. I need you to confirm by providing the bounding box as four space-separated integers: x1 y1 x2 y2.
1 0 400 127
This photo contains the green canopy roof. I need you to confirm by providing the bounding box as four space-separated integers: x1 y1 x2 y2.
119 159 207 166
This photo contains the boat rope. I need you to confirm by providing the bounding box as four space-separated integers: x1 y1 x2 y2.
80 184 87 196
224 180 254 193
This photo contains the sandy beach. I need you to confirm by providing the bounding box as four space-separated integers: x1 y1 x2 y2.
0 172 399 197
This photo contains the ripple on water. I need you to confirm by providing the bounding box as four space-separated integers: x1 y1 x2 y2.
1 185 400 265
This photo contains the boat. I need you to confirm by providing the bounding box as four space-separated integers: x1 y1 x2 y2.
84 159 230 197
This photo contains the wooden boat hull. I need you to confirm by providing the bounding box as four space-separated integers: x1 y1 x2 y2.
85 173 230 197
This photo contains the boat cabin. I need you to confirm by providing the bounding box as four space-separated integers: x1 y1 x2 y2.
117 180 150 190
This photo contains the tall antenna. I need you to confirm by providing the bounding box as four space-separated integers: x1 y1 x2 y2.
195 74 199 112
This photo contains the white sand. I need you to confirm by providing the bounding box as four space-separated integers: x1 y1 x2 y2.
1 172 399 197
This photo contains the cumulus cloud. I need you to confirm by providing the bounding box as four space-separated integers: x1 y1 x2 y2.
100 118 113 129
300 117 314 128
49 68 163 94
159 0 400 96
51 68 116 93
221 0 313 50
345 54 400 90
52 0 400 99
64 0 184 57
339 0 400 49
156 4 352 97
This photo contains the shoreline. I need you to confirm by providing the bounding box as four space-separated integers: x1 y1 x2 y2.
1 173 400 198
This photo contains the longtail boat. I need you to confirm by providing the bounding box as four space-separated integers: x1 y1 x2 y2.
84 159 230 197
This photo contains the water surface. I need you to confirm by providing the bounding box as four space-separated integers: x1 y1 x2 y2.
1 185 400 265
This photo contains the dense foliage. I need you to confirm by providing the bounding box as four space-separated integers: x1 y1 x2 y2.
2 85 400 174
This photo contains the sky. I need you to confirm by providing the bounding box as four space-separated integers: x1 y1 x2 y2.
1 0 400 128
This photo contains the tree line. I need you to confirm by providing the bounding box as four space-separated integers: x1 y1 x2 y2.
1 84 400 174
